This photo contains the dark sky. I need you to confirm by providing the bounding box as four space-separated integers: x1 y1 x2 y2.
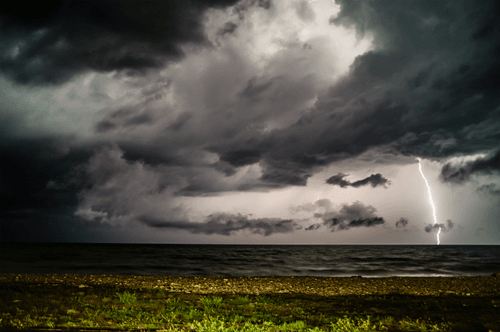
1 0 499 244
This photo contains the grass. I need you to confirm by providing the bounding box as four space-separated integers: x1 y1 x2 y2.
0 288 455 331
116 291 138 304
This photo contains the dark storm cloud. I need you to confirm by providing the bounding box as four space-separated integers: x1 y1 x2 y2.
424 219 454 233
219 150 262 167
343 217 384 229
2 0 499 195
238 76 283 100
95 121 116 133
95 109 155 133
395 217 408 228
213 0 499 186
0 130 94 222
212 161 238 177
439 149 500 184
0 0 240 85
3 0 500 243
314 217 385 232
260 159 312 186
168 112 193 132
304 200 385 231
325 173 350 188
350 173 390 188
217 21 238 36
326 173 389 188
305 223 321 231
139 213 301 236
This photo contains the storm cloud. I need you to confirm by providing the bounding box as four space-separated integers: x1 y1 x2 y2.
139 213 301 236
0 0 242 85
300 199 385 232
203 0 500 188
424 219 454 233
439 149 500 184
0 125 93 222
395 218 409 228
476 184 500 197
321 217 385 231
326 173 390 188
1 0 499 243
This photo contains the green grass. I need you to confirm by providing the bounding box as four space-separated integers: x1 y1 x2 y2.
116 291 138 304
201 296 224 313
0 288 456 331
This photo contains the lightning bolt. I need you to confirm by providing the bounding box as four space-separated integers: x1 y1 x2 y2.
417 158 440 245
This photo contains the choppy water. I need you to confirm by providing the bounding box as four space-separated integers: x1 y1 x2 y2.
1 244 499 277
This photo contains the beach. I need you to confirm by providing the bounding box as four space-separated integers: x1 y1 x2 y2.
1 273 499 331
2 273 500 297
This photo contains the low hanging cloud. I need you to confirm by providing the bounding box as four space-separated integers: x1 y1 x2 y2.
301 199 385 232
139 213 301 236
71 145 304 237
395 217 409 228
424 219 454 233
326 173 390 188
290 198 333 215
319 217 385 231
476 183 500 197
439 149 500 184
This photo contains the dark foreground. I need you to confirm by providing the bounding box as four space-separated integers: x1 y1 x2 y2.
0 273 499 331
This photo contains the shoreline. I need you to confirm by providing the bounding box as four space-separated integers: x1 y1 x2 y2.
2 273 499 297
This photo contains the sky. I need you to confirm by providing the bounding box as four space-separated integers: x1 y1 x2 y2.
0 0 499 244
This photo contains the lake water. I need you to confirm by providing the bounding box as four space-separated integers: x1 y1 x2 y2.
1 244 499 277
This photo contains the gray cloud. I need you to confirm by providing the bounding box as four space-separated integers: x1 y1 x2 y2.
238 76 283 100
303 200 385 232
71 145 188 224
231 0 499 185
95 107 156 133
332 217 385 231
76 0 499 193
70 145 289 228
424 219 454 233
219 150 262 167
325 173 350 188
139 213 301 236
0 129 96 228
295 1 315 23
439 149 500 184
0 0 241 85
2 0 499 243
476 183 500 197
395 217 408 228
314 216 385 232
217 21 238 36
259 159 313 186
326 173 390 188
304 223 321 231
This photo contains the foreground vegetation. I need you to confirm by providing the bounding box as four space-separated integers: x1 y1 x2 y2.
2 289 455 331
2 274 499 331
